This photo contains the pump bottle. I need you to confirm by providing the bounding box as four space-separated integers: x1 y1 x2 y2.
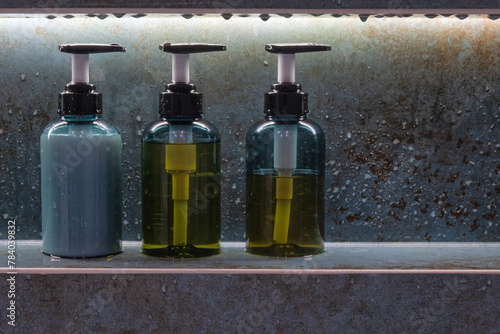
142 43 225 258
40 43 126 257
246 43 330 257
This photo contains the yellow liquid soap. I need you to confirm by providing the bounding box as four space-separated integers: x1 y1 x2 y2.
142 141 221 257
246 172 325 257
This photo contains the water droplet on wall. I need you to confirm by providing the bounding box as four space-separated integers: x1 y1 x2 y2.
259 14 270 21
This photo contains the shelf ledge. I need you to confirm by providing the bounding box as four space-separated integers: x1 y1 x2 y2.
1 241 500 275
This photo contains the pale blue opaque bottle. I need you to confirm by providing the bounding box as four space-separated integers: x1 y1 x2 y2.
41 115 122 257
40 43 125 257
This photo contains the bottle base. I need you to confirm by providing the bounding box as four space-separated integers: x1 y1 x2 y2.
246 243 324 257
142 244 221 258
41 249 123 259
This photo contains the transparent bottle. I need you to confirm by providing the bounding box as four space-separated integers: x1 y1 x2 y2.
41 43 125 257
142 43 225 258
246 44 330 257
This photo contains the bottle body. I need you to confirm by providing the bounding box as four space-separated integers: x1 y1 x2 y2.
141 117 221 257
40 115 123 258
246 115 325 256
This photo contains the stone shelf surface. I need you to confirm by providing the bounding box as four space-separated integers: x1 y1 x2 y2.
1 241 500 274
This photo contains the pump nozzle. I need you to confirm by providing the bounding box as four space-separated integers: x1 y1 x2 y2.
160 43 227 84
60 43 126 84
159 43 226 247
58 43 126 116
158 43 226 117
265 43 331 246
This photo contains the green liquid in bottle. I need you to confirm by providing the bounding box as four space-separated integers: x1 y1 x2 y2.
142 141 221 257
246 171 325 257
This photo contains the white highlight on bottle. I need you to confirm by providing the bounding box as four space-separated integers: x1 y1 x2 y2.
72 54 89 83
172 53 190 83
274 124 297 171
169 124 193 143
278 53 295 83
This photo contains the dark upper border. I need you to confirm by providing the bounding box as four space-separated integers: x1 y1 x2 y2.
0 1 499 14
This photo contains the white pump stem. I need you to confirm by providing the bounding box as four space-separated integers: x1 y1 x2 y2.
274 124 297 173
172 53 190 83
72 54 90 83
278 53 295 83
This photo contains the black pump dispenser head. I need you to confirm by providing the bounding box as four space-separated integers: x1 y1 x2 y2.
158 43 226 117
58 43 126 116
264 43 331 116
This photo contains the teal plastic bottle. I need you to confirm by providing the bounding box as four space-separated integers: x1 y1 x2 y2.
40 44 126 257
142 43 226 258
246 44 330 257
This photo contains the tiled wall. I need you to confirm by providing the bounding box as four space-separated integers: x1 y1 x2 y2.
1 13 498 241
